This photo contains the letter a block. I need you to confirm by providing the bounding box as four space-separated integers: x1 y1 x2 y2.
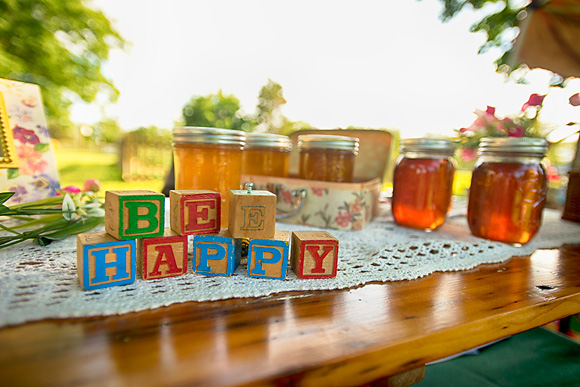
291 231 339 279
192 230 240 277
169 190 220 235
228 190 276 239
77 232 137 290
105 190 165 240
137 228 188 280
247 231 290 280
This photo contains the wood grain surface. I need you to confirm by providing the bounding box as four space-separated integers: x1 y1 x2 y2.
1 245 579 387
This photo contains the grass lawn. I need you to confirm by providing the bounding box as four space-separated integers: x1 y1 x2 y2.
54 147 165 193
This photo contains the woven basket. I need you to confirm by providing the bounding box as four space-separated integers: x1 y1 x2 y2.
562 171 580 223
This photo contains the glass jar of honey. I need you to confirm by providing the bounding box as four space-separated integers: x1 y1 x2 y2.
297 134 359 182
172 127 246 226
467 137 548 244
391 138 456 230
242 133 292 177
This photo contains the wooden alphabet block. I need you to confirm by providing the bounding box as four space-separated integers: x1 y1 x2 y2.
105 190 165 240
228 189 276 239
192 229 241 277
291 231 339 279
137 228 188 280
76 232 137 290
169 190 220 235
247 230 290 280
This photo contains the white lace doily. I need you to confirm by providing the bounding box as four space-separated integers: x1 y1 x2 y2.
1 202 579 328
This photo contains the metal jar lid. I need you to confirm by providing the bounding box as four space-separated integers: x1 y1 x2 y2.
297 134 359 153
172 126 246 147
245 133 292 151
478 137 548 157
401 138 455 155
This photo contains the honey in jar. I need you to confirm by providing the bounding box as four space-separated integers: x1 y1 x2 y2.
242 133 292 177
172 127 246 226
467 137 548 244
391 138 455 230
297 134 359 182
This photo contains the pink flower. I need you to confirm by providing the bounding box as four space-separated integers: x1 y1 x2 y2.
334 210 353 228
311 187 325 197
280 189 293 204
521 93 546 111
508 126 525 137
485 106 496 116
459 148 477 162
60 186 81 194
13 126 40 145
351 218 363 231
83 179 101 192
569 93 580 107
350 198 362 215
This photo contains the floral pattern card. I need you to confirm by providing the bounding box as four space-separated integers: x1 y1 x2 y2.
0 78 60 205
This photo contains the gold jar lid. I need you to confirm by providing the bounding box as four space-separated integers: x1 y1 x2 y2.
245 133 292 151
172 126 246 146
478 137 548 157
401 138 455 155
297 134 359 153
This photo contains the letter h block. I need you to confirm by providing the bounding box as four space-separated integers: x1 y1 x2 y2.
192 230 241 277
228 189 276 239
77 232 137 290
105 190 165 240
247 231 290 280
137 228 188 280
291 231 339 279
169 190 220 235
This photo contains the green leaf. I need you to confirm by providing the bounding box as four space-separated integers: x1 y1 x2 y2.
34 143 50 153
0 205 10 215
0 192 15 204
7 169 19 179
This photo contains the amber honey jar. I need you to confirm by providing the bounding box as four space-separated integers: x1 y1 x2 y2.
297 134 359 182
172 127 246 225
468 137 548 244
242 133 292 177
391 138 456 230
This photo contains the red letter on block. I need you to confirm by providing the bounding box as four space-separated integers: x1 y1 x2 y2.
137 228 188 280
170 190 220 235
291 231 339 279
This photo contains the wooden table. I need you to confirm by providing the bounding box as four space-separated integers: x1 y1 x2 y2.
1 244 579 386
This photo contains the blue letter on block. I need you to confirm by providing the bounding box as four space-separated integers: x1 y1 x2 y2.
247 239 288 280
84 240 136 290
193 235 239 276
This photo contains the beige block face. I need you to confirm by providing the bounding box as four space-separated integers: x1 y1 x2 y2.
249 244 286 278
170 190 220 235
228 190 276 239
144 240 186 278
193 241 230 275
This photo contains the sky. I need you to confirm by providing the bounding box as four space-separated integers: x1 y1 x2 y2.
71 0 580 141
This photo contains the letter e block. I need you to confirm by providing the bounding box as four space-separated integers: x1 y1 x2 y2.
291 231 339 279
137 228 188 280
192 230 240 276
77 232 137 290
105 190 165 240
170 190 220 235
228 190 276 239
247 231 290 280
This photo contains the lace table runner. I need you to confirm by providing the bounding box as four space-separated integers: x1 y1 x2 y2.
1 203 579 328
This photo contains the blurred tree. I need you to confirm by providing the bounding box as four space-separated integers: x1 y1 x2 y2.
92 118 123 144
0 0 124 138
182 90 254 131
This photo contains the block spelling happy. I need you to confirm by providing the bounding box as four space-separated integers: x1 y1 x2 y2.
137 228 188 280
228 189 276 239
77 232 137 290
170 190 220 236
291 231 339 279
247 230 290 280
105 190 165 240
192 230 241 277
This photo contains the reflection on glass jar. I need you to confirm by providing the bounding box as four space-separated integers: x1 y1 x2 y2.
468 137 548 244
172 127 246 226
297 134 359 183
242 133 291 177
392 138 455 230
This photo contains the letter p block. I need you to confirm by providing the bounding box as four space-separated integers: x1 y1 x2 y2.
105 190 165 240
247 231 290 280
291 231 339 279
169 190 220 235
192 230 240 277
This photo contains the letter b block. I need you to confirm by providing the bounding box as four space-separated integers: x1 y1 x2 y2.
247 231 290 280
228 190 276 239
105 190 165 240
291 231 339 279
137 228 188 280
77 232 136 290
192 230 240 277
169 190 220 235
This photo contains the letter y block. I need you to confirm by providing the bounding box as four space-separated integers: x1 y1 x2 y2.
105 190 165 240
291 231 339 279
169 190 220 235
